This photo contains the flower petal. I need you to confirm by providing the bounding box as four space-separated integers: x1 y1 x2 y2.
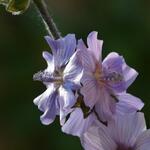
122 62 138 89
95 88 116 122
102 52 126 92
40 96 58 125
102 52 124 72
80 125 103 150
62 108 96 137
108 112 146 147
42 51 54 73
59 86 76 110
59 98 72 126
103 52 138 92
63 50 83 88
81 74 100 108
33 84 58 125
81 122 117 150
58 86 76 125
87 31 103 62
33 84 55 111
116 93 144 114
77 43 96 72
45 34 76 68
135 129 150 150
77 39 87 51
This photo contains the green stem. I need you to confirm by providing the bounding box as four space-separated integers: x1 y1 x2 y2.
33 0 61 39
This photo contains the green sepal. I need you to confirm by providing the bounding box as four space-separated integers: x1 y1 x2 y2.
0 0 31 15
73 91 91 119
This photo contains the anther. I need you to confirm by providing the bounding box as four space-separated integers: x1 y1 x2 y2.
104 72 123 83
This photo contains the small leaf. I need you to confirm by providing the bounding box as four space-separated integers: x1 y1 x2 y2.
0 0 31 15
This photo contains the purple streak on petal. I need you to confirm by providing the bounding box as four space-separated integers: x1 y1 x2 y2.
135 129 150 150
63 81 81 90
122 62 138 89
116 93 144 114
87 31 103 62
63 50 83 87
108 112 146 147
45 34 76 68
102 52 126 92
62 108 96 137
95 89 116 122
55 95 60 115
81 74 99 108
40 94 57 125
33 84 55 112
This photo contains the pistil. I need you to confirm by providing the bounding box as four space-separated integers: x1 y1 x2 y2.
33 70 63 85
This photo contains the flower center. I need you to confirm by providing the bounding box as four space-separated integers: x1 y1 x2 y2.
93 64 123 87
94 66 101 79
116 144 133 150
53 70 64 85
93 64 104 85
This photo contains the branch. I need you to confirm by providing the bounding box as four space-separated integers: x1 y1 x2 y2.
33 0 61 39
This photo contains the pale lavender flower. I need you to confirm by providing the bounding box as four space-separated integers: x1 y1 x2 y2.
77 31 144 122
81 112 150 150
33 34 83 125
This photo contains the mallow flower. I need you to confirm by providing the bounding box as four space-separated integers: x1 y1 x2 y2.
77 31 144 122
33 34 83 126
81 112 150 150
61 31 144 137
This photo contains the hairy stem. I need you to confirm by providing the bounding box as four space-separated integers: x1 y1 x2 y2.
33 0 61 39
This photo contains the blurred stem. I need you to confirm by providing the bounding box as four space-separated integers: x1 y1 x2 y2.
33 0 61 39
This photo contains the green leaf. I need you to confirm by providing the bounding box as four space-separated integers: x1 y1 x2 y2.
0 0 31 15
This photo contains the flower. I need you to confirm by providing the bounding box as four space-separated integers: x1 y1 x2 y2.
61 31 144 137
81 112 150 150
77 31 144 122
33 34 83 126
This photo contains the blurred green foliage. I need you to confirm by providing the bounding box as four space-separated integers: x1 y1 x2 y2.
0 0 150 150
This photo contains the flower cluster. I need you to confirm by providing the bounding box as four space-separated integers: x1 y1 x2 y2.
33 31 150 150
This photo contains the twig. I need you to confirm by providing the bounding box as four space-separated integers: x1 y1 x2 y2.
33 0 61 39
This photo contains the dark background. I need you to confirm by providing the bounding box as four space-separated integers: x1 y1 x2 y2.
0 0 150 149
